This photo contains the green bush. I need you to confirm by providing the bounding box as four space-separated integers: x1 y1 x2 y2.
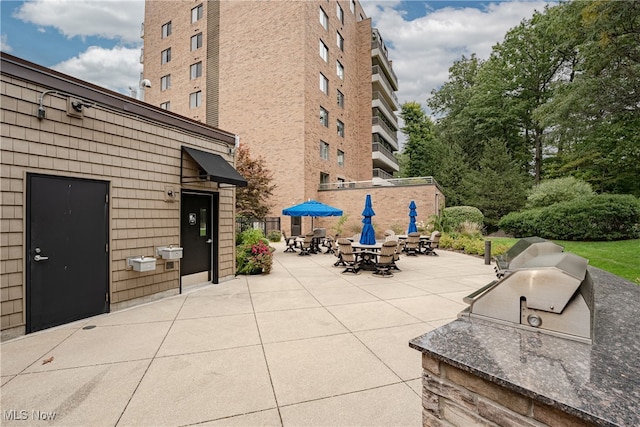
499 194 640 241
267 230 282 242
441 206 484 232
526 177 594 209
236 229 274 274
438 233 510 257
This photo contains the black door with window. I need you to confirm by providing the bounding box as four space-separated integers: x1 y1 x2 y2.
291 217 302 237
181 193 218 282
26 174 109 333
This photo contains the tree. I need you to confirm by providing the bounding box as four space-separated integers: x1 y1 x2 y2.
235 144 276 219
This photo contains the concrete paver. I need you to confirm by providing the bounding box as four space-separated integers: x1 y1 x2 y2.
0 241 495 426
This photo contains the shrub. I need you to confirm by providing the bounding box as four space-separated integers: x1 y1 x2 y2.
267 230 282 242
499 194 640 241
236 229 274 274
441 206 484 232
457 221 483 238
526 177 594 209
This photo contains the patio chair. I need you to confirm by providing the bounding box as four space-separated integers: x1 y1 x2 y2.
404 232 422 256
282 230 298 253
391 239 403 271
332 235 347 266
384 229 395 238
337 238 360 274
423 231 441 256
322 235 336 255
373 240 398 277
351 233 361 242
298 232 314 256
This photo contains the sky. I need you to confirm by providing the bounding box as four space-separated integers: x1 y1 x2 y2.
0 0 554 113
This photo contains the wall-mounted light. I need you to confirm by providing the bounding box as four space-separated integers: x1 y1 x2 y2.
37 90 93 120
71 100 93 113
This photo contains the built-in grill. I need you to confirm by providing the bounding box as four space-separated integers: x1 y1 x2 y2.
462 251 595 344
494 236 564 277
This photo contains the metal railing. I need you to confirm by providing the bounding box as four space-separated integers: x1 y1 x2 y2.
235 216 281 236
371 66 399 105
372 142 399 167
371 29 398 84
372 91 398 117
319 176 441 191
372 116 398 144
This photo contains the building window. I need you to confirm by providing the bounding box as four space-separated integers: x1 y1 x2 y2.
337 32 344 51
337 119 344 137
320 106 329 127
320 141 329 160
191 33 203 51
160 74 171 91
191 4 203 23
336 61 344 80
160 101 170 111
337 90 344 108
337 4 344 23
190 62 202 79
320 73 328 94
337 150 344 166
319 40 328 62
161 21 172 38
319 7 328 30
190 91 202 108
337 177 345 188
161 48 171 64
320 172 330 185
350 0 356 13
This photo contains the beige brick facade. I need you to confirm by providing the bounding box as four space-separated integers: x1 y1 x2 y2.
143 1 377 227
1 54 241 339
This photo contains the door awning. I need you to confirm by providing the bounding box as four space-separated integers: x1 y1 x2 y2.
181 146 248 187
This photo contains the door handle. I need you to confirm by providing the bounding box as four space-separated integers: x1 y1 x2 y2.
34 254 49 261
205 239 213 244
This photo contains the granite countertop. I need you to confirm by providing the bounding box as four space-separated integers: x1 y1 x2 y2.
409 267 640 427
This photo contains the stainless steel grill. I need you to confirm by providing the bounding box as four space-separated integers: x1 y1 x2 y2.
462 252 595 344
494 236 564 277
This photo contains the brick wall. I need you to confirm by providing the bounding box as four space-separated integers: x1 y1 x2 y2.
420 354 598 427
1 71 237 337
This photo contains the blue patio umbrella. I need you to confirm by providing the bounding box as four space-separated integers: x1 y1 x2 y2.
408 200 418 234
282 199 343 230
359 194 376 245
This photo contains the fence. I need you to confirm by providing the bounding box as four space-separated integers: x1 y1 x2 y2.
235 216 281 236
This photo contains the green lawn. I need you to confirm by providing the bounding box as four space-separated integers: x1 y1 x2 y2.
487 237 640 285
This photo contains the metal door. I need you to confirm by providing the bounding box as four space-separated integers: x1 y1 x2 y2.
291 217 301 236
181 193 218 282
26 174 109 333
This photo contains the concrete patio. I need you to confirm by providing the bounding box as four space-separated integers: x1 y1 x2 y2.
1 241 496 426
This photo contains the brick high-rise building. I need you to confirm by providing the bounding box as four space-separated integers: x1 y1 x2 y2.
142 1 399 233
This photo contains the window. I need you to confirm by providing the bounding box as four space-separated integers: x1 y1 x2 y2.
161 48 171 64
350 0 356 13
190 62 202 79
160 74 171 91
337 32 344 51
337 177 345 188
319 7 328 30
161 21 172 38
320 141 329 160
320 106 329 127
191 33 203 51
191 4 203 23
337 90 344 108
319 73 328 94
337 149 344 166
337 119 344 137
160 101 170 111
190 91 202 108
337 4 344 23
320 172 330 185
336 60 344 80
319 40 328 62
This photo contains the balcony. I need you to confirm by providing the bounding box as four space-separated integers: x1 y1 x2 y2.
372 116 398 149
371 29 398 90
372 66 399 109
319 176 441 191
372 91 398 127
372 142 399 172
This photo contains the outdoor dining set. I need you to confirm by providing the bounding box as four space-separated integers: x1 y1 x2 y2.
281 195 440 277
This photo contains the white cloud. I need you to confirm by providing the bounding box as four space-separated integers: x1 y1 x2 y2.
361 1 552 112
0 34 12 52
52 46 142 94
14 0 144 44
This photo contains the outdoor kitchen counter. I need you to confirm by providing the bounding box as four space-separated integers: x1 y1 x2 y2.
409 267 639 427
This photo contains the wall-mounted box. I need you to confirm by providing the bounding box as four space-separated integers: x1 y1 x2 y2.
127 256 157 272
157 246 183 260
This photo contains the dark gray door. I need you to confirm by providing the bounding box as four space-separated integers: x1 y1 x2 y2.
291 217 301 236
27 174 109 333
181 193 218 282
